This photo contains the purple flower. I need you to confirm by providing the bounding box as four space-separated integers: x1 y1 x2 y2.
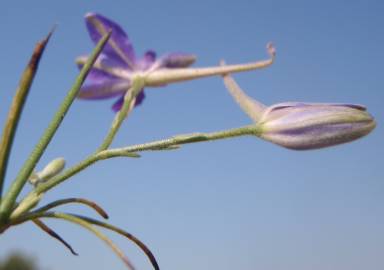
77 13 196 111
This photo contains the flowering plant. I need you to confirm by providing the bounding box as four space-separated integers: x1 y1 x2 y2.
0 13 375 270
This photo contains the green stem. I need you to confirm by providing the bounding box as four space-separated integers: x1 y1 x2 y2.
0 29 53 199
105 124 259 155
32 124 259 195
0 32 111 223
11 155 100 219
13 125 260 216
98 76 145 151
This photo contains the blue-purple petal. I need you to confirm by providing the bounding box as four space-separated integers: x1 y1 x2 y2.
77 55 133 80
158 52 196 68
137 50 157 70
111 95 124 112
135 89 146 106
258 102 375 150
78 76 131 100
78 62 118 81
111 90 146 112
85 13 136 69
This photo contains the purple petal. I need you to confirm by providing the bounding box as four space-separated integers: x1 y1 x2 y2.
77 55 133 80
78 75 131 100
135 89 146 106
157 52 196 68
85 13 136 69
111 90 146 112
111 95 124 112
259 102 375 150
77 62 118 81
136 50 157 70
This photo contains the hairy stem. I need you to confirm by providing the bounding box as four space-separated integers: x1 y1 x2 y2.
22 124 259 200
98 76 145 151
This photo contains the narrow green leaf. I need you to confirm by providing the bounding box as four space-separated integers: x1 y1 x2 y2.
33 219 78 255
33 198 109 219
46 212 135 270
0 31 111 223
75 215 160 270
11 211 159 270
0 28 54 198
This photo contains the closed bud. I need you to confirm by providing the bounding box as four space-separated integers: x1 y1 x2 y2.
29 157 66 186
256 102 376 150
39 157 66 180
158 53 197 68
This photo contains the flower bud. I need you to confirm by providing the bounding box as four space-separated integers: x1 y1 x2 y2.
255 102 376 150
29 158 66 186
158 53 197 68
39 157 66 180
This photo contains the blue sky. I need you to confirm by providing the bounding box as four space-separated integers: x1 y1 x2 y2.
0 1 383 270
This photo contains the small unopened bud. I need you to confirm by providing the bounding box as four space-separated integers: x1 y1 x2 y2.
159 53 197 68
256 102 376 150
29 158 66 186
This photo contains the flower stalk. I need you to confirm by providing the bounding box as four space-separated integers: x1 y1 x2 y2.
98 75 145 151
12 124 260 216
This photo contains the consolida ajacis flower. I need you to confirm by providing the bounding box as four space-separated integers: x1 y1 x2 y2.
76 13 276 111
76 13 196 111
